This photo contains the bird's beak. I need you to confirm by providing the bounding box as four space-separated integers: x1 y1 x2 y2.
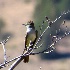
22 24 27 26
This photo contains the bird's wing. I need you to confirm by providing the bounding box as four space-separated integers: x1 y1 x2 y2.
30 30 38 48
35 30 38 41
25 33 29 49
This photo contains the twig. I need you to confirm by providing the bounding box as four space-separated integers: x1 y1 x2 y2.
8 57 23 70
34 41 44 49
39 21 44 35
32 30 70 55
2 43 7 63
0 36 10 63
8 47 34 70
34 10 70 49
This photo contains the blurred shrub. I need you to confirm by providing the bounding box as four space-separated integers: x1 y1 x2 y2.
0 18 5 40
34 0 70 59
34 0 70 27
0 18 5 30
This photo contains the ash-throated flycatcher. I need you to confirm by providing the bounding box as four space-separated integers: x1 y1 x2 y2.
22 21 38 63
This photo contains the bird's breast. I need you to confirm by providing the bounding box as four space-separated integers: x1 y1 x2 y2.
27 30 36 41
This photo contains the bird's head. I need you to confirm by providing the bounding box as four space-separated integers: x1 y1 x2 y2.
22 21 34 28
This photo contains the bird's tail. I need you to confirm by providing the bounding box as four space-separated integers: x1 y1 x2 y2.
24 55 29 63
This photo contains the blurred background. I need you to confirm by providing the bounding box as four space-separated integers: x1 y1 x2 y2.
0 0 70 70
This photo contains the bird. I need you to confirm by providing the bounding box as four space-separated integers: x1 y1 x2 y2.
22 21 38 63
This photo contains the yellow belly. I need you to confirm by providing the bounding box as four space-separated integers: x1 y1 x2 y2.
26 33 36 47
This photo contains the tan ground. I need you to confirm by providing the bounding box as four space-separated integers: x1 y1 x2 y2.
0 0 70 70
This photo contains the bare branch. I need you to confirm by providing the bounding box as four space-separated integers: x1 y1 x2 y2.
0 36 10 63
8 57 23 70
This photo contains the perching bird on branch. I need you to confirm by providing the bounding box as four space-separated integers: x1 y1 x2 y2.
22 21 38 63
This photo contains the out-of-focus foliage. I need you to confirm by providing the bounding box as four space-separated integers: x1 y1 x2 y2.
34 0 70 24
0 18 5 31
0 18 11 40
0 18 5 39
34 0 70 41
34 0 70 59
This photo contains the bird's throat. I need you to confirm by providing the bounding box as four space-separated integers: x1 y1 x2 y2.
27 28 32 33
